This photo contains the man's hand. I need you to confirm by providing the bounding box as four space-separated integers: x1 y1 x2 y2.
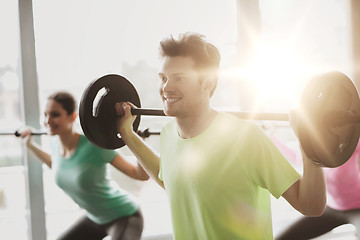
115 102 137 136
114 102 163 188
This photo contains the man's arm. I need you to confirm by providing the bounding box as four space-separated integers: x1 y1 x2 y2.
110 154 150 181
282 149 326 216
358 155 360 177
282 110 326 216
115 102 164 188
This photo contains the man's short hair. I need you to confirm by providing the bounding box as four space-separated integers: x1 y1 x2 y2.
159 32 221 96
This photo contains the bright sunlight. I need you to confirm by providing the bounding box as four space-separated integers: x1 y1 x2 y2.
242 42 305 109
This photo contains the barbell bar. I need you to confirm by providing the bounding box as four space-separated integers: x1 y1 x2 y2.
0 129 155 139
79 71 360 168
136 128 161 138
131 108 354 126
0 130 47 136
131 108 290 121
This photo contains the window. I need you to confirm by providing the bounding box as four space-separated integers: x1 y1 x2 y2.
0 1 29 239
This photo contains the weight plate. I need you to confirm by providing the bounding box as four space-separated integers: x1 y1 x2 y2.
298 71 360 167
79 74 141 149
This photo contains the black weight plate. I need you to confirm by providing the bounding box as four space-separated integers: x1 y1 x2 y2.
298 71 360 167
79 74 141 149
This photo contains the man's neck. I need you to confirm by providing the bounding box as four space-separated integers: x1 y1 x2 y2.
176 108 218 139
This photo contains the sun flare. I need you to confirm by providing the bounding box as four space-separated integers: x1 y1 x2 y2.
246 44 302 105
222 42 307 111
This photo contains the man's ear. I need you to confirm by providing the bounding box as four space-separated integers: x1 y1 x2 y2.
71 112 77 122
203 75 215 96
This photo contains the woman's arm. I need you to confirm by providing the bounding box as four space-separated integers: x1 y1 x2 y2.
19 128 52 168
110 154 150 181
27 141 52 168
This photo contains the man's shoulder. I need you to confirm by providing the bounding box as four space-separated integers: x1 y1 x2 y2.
218 111 260 131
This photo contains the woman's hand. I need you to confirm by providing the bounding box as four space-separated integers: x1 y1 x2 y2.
17 127 34 147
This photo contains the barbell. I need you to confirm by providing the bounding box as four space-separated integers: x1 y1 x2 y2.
0 128 156 139
0 130 47 136
78 71 360 168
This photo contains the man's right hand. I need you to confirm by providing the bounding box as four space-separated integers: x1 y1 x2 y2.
115 102 163 188
115 102 137 137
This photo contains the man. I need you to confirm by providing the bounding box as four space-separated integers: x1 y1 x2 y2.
115 32 326 239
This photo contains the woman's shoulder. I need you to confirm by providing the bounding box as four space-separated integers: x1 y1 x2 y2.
79 134 117 155
76 134 99 153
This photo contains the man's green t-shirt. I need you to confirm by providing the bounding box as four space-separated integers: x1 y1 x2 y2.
159 112 300 239
51 134 139 224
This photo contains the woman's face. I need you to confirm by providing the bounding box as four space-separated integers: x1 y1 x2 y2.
43 100 74 135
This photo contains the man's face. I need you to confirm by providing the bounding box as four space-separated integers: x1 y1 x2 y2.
158 56 210 118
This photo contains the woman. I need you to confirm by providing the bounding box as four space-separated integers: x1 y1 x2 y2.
20 91 149 240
